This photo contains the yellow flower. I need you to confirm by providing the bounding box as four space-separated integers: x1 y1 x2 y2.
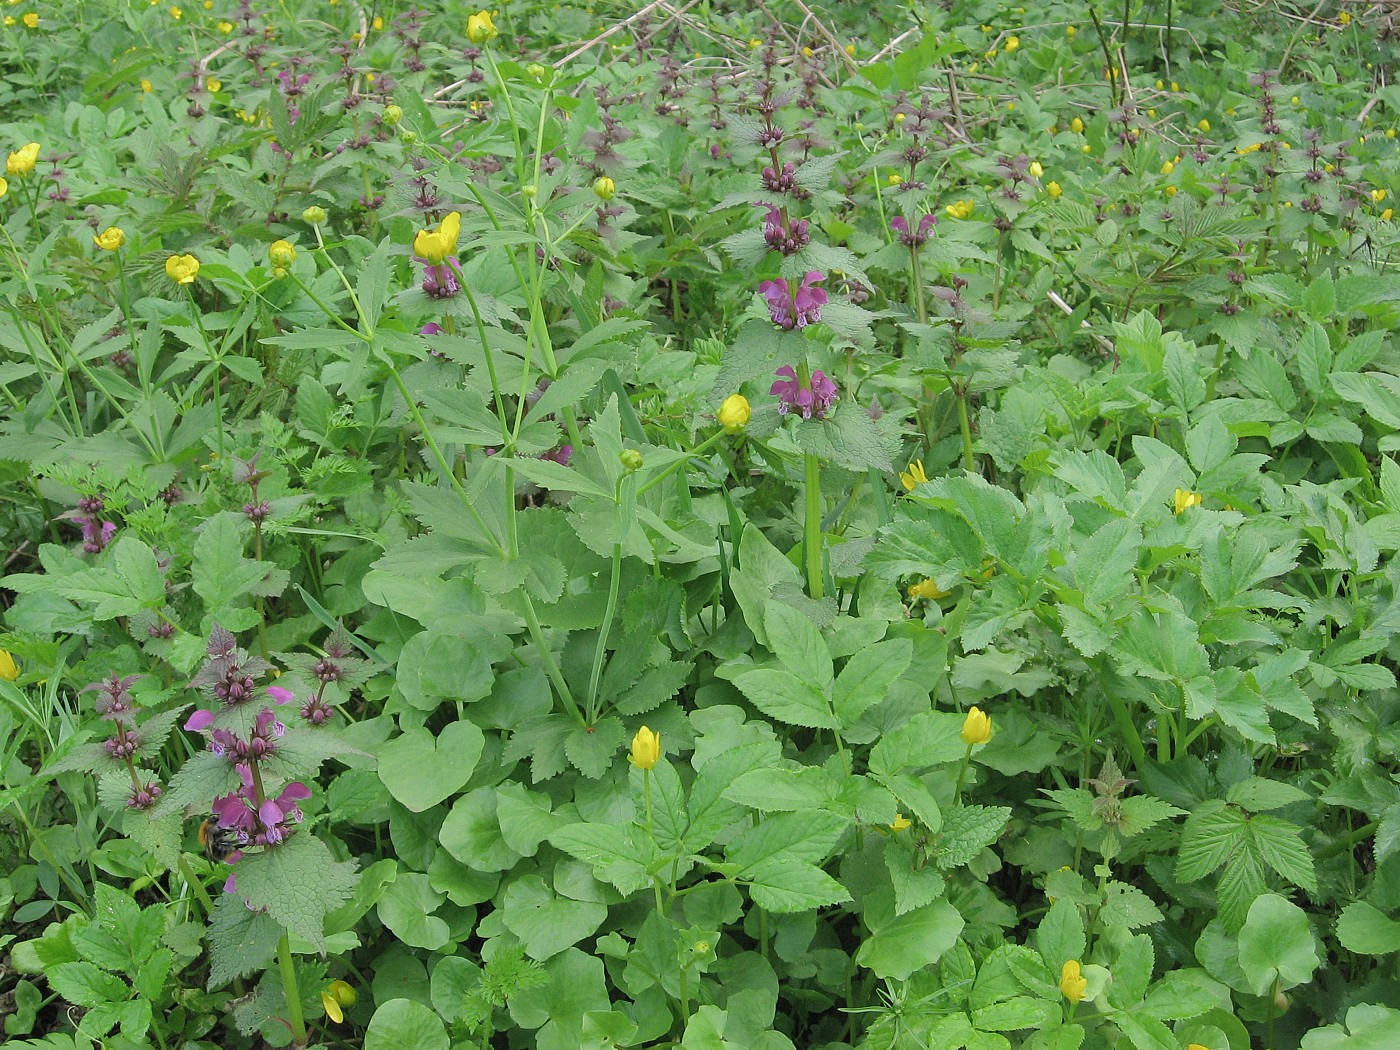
7 142 40 177
3 17 13 26
1173 488 1203 514
0 176 8 198
169 4 181 18
628 726 661 770
205 78 221 93
844 43 855 56
268 239 297 275
141 79 153 92
907 578 949 602
718 394 750 434
413 211 461 265
944 198 974 220
593 176 616 201
1070 117 1084 134
1005 35 1019 51
1371 188 1387 203
1155 79 1164 90
961 706 992 745
1197 118 1211 133
1236 143 1262 154
890 813 912 831
1164 185 1178 197
887 173 902 186
22 9 37 26
303 205 327 225
372 15 383 29
1060 960 1087 1002
1066 25 1076 36
94 227 126 251
217 19 232 31
165 253 200 285
321 979 356 1023
1339 10 1351 23
1161 160 1174 174
1382 208 1393 221
0 649 18 681
899 460 928 491
466 9 497 44
1188 1045 1210 1050
1046 180 1063 199
1388 129 1397 139
1028 161 1044 177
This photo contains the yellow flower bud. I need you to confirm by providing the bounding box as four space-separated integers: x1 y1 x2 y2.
619 449 643 472
466 9 497 44
593 175 616 201
1382 208 1393 221
1005 35 1019 51
94 227 126 251
383 104 403 127
302 205 327 225
907 578 949 602
1060 960 1088 1003
268 239 297 275
961 706 992 745
628 725 660 770
1070 117 1084 134
141 79 153 92
1161 160 1174 175
1066 25 1076 36
1046 180 1063 199
23 10 38 27
0 177 7 199
1197 118 1211 133
718 394 750 434
0 649 19 681
1173 488 1202 514
1029 161 1044 177
7 141 40 177
890 813 912 831
1164 185 1178 197
165 253 200 285
1338 10 1351 23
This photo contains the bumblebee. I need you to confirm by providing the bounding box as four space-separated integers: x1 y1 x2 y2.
197 817 239 863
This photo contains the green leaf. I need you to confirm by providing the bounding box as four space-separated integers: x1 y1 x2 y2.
869 711 967 776
833 639 912 727
502 874 608 961
549 822 658 897
377 873 451 951
45 961 127 1008
937 804 1010 869
55 537 166 619
1140 970 1221 1021
743 858 852 913
1177 801 1244 883
726 810 848 871
884 839 947 915
1301 1005 1400 1050
231 834 359 951
855 899 964 980
1237 893 1319 994
730 668 837 729
1336 902 1400 955
1036 901 1085 972
1070 518 1141 607
563 717 628 779
1226 777 1310 812
1248 814 1317 894
723 766 839 813
1098 882 1164 930
365 998 449 1050
377 722 485 812
206 892 282 988
762 601 833 690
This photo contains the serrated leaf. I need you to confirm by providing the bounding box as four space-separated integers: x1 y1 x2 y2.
743 858 852 913
1248 814 1317 894
856 899 964 980
208 892 283 989
723 766 839 813
46 961 127 1008
884 838 946 915
1098 882 1164 930
833 639 912 727
548 822 658 897
230 834 359 950
937 804 1010 869
563 717 627 779
730 668 837 729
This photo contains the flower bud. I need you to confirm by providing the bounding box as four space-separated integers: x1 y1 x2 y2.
399 129 419 144
466 9 497 45
527 63 547 81
0 649 19 681
628 725 661 769
593 175 616 201
268 239 297 273
619 449 643 472
302 205 327 225
961 706 992 745
1059 960 1087 1003
1046 181 1063 199
718 394 750 434
382 104 403 127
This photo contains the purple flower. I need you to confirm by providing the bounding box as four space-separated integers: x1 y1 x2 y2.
211 767 311 850
755 202 811 254
759 271 829 331
771 365 838 421
185 709 216 733
267 685 295 705
891 213 936 247
420 322 443 336
75 517 117 554
420 257 461 299
544 444 573 467
127 780 162 809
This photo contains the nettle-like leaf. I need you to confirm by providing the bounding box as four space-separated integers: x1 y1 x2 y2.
936 804 1011 869
230 834 359 951
1176 799 1317 930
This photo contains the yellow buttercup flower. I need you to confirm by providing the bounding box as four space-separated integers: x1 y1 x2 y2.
466 9 497 44
593 175 616 201
1066 25 1076 36
907 578 949 602
961 706 992 745
1174 488 1203 514
1383 208 1394 221
206 78 222 93
944 198 974 220
22 9 37 26
1165 185 1178 197
7 142 40 177
1338 10 1351 23
1187 1045 1209 1050
141 79 153 92
321 979 356 1023
718 394 750 435
302 205 327 225
899 460 928 491
1197 118 1211 133
217 19 233 31
1004 35 1019 52
890 813 912 831
165 253 200 285
414 211 461 265
0 177 8 199
0 649 18 681
628 726 661 770
1161 160 1174 175
1370 188 1387 203
94 227 126 251
268 239 297 275
1046 181 1063 199
1070 117 1084 134
1060 960 1087 1003
1028 161 1044 178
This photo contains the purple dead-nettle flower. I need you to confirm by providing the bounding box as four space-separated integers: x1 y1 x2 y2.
212 767 311 851
83 674 143 720
419 256 461 299
301 695 334 726
420 321 443 336
760 271 828 331
771 365 838 421
104 725 141 760
243 500 272 524
891 213 937 248
75 517 117 554
127 780 162 810
191 626 273 709
543 445 573 467
756 203 811 254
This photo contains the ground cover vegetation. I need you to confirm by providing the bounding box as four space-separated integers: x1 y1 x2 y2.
1 0 1399 1047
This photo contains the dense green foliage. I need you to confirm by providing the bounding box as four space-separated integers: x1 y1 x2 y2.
2 1 1400 1048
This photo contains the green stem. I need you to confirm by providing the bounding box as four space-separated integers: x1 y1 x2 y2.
186 286 225 457
277 932 307 1047
955 385 975 471
586 473 633 723
953 744 973 807
178 855 216 917
804 453 824 600
520 592 584 726
909 246 928 324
